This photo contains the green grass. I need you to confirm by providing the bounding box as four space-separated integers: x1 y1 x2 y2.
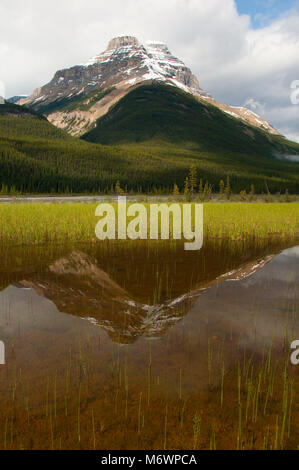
0 202 298 246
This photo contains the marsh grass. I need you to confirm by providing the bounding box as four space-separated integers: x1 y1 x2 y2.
0 202 298 246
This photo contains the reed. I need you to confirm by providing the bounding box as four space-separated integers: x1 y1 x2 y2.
0 202 298 246
91 408 96 450
78 384 81 443
193 413 201 450
220 362 225 408
138 392 142 434
163 405 168 450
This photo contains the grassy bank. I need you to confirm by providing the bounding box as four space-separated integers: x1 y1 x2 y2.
0 202 298 246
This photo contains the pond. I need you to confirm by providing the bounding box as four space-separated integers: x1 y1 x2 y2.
0 240 298 449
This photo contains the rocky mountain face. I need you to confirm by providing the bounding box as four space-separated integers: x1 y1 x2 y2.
20 36 279 136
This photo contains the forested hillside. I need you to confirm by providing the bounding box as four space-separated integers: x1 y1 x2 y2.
1 97 299 194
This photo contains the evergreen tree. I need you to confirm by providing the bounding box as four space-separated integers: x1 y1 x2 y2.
240 189 247 201
115 181 124 195
184 177 190 201
225 175 231 200
173 183 180 196
198 178 203 199
188 165 197 198
203 181 209 201
219 180 225 199
249 184 255 201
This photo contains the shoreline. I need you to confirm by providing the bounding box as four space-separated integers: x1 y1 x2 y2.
1 194 299 204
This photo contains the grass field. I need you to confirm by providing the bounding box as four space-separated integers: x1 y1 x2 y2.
0 202 298 246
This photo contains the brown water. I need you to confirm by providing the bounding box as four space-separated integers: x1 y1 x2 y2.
0 240 298 450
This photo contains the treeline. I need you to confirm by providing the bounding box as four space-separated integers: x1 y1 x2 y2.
176 165 294 201
111 165 295 201
1 140 298 195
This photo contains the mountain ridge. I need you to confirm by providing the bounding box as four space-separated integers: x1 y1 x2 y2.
19 35 279 137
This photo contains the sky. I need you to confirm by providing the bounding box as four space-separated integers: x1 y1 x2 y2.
235 0 297 27
0 0 299 142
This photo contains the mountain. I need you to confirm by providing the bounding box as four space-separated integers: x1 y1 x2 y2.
20 36 279 137
80 82 299 193
7 95 28 104
81 82 291 154
2 36 299 194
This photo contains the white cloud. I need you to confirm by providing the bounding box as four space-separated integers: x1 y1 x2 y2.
283 133 299 144
0 80 5 101
243 98 266 115
0 0 298 140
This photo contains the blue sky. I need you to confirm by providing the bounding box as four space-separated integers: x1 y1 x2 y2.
235 0 298 27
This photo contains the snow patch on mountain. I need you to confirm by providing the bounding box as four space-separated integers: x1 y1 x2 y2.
20 35 280 136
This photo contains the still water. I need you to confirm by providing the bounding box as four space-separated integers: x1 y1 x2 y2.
0 240 298 449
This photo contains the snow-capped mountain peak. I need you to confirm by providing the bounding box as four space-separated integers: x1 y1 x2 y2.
80 35 202 94
20 36 279 136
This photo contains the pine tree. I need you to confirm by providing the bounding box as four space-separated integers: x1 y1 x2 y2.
219 180 225 199
188 165 197 198
173 183 180 196
115 181 124 195
225 175 231 200
198 178 203 200
203 181 209 201
249 184 255 201
240 189 247 201
184 177 190 201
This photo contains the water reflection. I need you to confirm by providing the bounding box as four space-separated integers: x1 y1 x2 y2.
0 242 284 344
0 243 297 367
0 242 298 449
